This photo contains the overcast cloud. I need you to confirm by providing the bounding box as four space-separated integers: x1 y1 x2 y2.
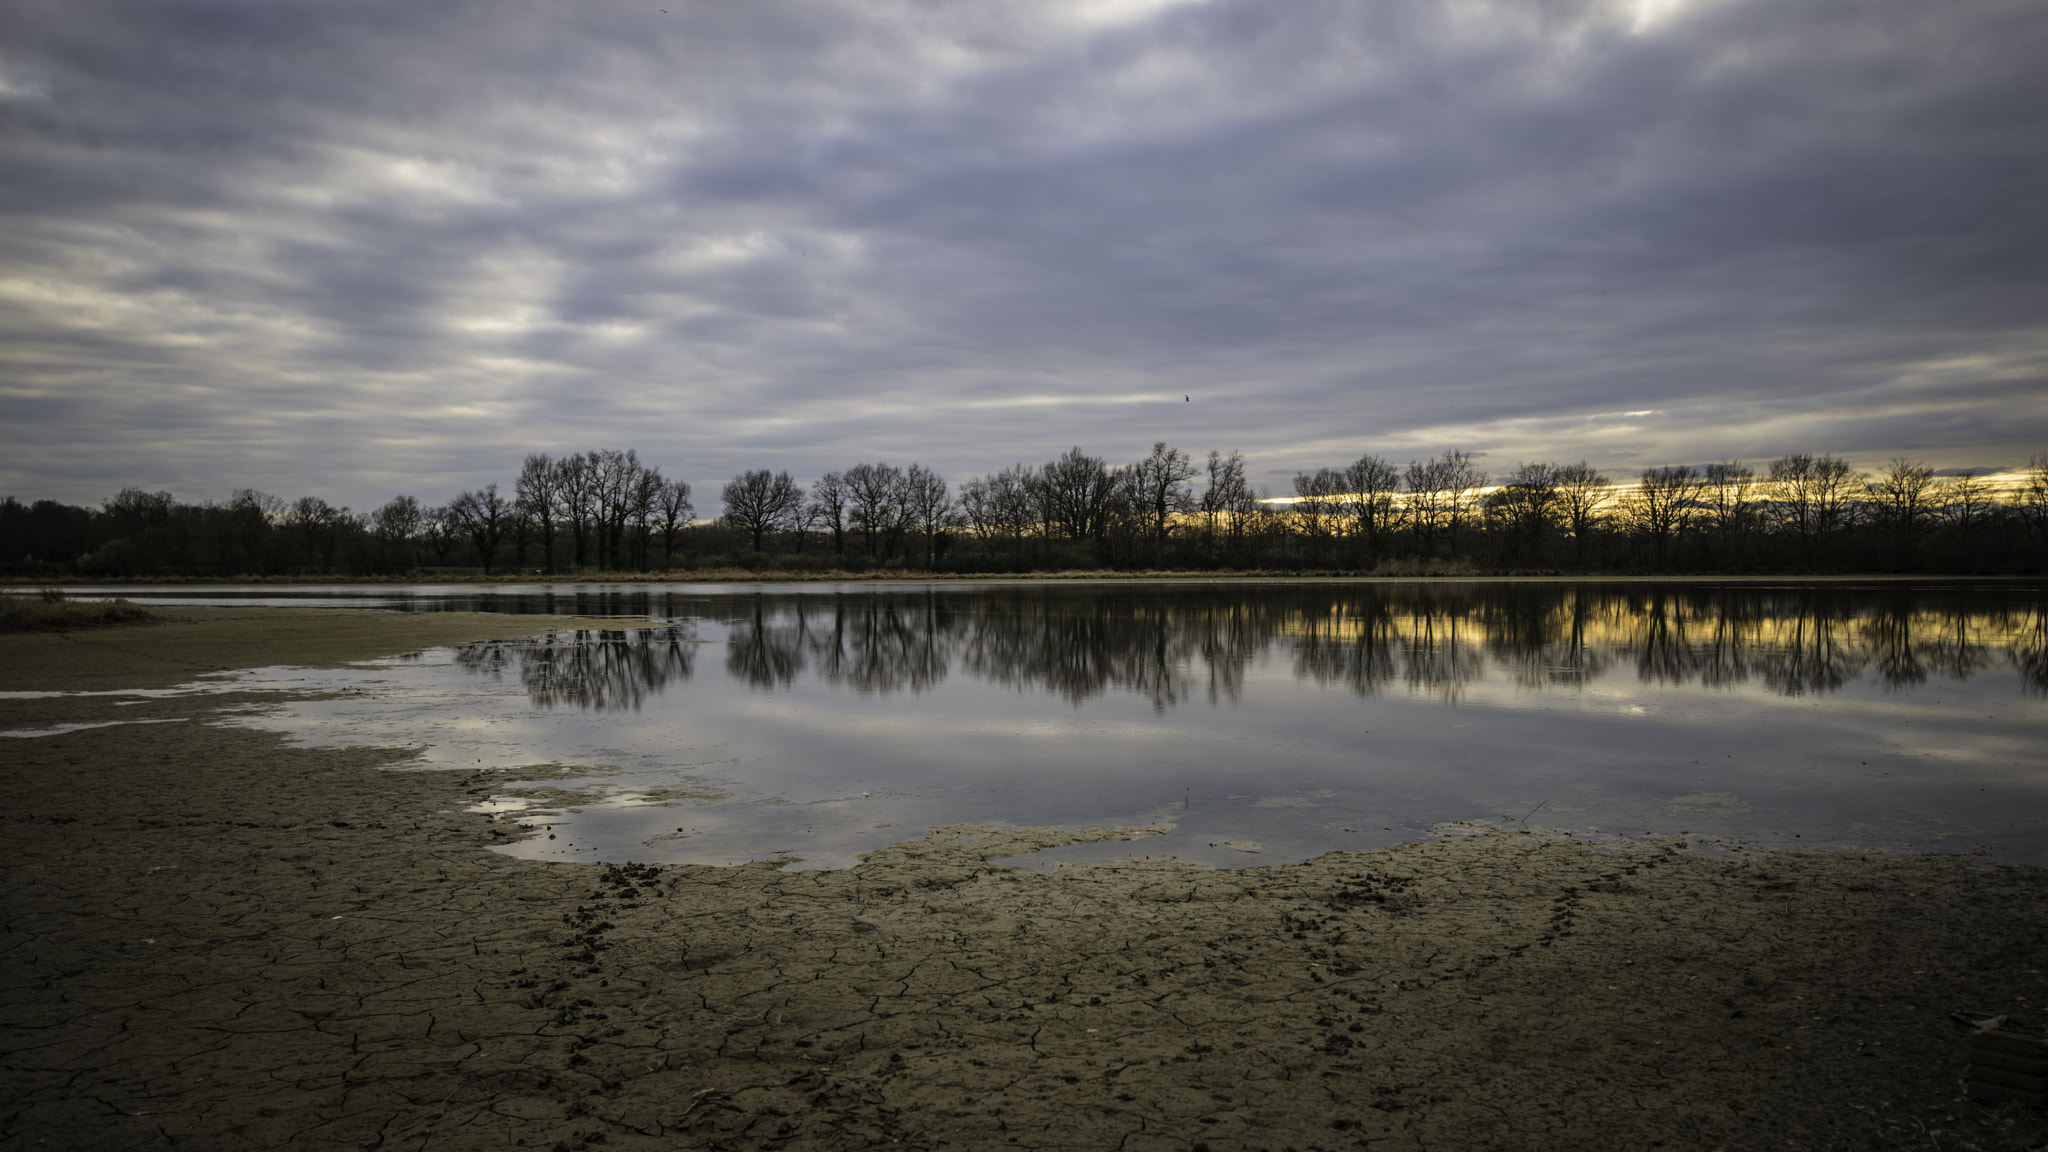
3 0 2044 508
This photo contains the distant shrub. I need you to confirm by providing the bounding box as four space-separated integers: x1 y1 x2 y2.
0 593 155 633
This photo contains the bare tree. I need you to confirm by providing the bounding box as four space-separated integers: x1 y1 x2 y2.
1404 451 1484 557
516 453 560 573
1868 458 1936 567
960 464 1037 550
651 478 694 568
845 462 910 559
505 502 536 569
1199 450 1252 543
371 495 423 546
1034 447 1117 543
1482 463 1559 563
102 488 175 533
617 459 664 569
1289 468 1344 564
1339 454 1402 564
808 471 850 557
286 496 345 570
1126 442 1197 550
1767 453 1862 567
552 453 598 569
2020 453 2048 545
587 448 649 569
446 484 510 574
1938 470 1998 537
1699 460 1758 565
1552 462 1610 567
420 505 460 565
903 464 953 566
1620 466 1704 567
722 469 805 553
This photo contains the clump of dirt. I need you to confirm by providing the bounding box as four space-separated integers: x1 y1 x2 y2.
2 609 2043 1151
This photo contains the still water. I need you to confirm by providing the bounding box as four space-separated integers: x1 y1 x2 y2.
70 581 2048 869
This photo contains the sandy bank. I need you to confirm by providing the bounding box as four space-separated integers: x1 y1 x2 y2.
2 609 2043 1151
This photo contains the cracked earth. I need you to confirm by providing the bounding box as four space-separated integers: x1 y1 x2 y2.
3 608 2044 1151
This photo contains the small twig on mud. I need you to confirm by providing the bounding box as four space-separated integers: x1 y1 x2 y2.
1515 800 1548 827
675 1088 721 1120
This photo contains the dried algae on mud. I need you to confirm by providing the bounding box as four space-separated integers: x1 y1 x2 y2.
3 608 2046 1151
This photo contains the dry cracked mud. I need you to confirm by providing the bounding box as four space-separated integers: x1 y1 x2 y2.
3 608 2045 1151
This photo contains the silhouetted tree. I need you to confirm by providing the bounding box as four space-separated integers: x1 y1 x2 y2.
1552 462 1610 568
959 464 1037 560
554 453 598 569
1290 468 1344 565
447 484 509 574
1939 471 1997 535
808 471 850 557
1404 451 1484 558
1340 455 1402 566
1035 448 1117 545
1868 458 1936 568
1127 442 1196 556
903 464 952 566
722 469 804 553
1767 453 1862 568
1699 461 1758 568
2020 453 2048 547
845 463 909 559
1621 465 1703 568
421 504 460 565
651 478 694 567
1198 450 1253 549
1483 463 1559 564
370 495 423 573
516 453 560 573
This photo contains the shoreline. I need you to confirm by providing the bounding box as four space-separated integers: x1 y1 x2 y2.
8 570 2046 589
3 609 2044 1150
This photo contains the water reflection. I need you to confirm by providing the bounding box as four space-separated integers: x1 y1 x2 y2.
453 584 2046 710
457 626 697 710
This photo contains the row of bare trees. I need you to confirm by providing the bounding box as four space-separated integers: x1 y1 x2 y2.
703 445 2047 573
402 449 697 575
1470 454 2048 572
1 448 694 577
7 444 2046 576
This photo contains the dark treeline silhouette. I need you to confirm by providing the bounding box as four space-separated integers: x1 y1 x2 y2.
421 583 2048 710
6 445 2047 578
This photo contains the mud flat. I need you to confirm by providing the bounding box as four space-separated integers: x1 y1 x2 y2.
3 609 2045 1151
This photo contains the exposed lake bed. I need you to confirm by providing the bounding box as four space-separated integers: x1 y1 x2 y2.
3 591 2045 1150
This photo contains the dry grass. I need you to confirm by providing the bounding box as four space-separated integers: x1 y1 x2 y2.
0 590 155 633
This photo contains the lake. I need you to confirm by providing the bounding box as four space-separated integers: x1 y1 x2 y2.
49 580 2048 869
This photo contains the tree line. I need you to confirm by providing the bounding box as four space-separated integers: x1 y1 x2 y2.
5 443 2046 578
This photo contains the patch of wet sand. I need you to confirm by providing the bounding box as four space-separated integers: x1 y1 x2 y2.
3 609 2045 1151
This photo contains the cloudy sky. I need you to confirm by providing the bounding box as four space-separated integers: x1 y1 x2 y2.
3 0 2044 510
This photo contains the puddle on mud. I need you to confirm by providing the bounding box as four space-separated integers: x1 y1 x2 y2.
0 718 190 738
38 583 2048 870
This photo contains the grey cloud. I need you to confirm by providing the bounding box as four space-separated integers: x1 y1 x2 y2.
2 0 2044 508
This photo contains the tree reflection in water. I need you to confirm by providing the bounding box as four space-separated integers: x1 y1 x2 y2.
456 626 697 710
452 584 2044 710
